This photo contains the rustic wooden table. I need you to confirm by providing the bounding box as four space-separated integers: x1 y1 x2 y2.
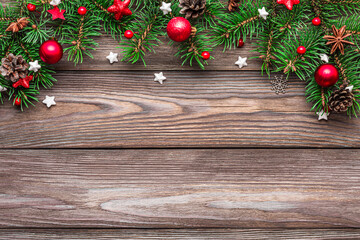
1 4 360 238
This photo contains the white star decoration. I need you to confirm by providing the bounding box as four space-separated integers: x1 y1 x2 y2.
346 85 354 92
317 109 329 121
160 2 172 15
106 52 118 64
235 56 248 69
320 54 329 63
258 7 269 20
29 60 41 72
154 72 166 84
50 0 61 6
43 96 56 108
0 85 7 92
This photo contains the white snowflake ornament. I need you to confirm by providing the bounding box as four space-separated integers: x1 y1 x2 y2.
258 7 269 20
160 2 172 15
235 56 248 69
29 60 41 72
154 72 166 84
50 0 61 6
317 109 329 121
320 54 329 63
106 52 118 64
43 96 56 108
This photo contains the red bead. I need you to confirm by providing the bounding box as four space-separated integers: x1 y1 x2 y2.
167 17 192 42
201 51 210 60
315 64 339 88
124 30 134 39
312 17 321 26
297 46 306 54
27 3 36 12
39 39 63 64
78 6 87 15
238 38 244 48
14 97 21 106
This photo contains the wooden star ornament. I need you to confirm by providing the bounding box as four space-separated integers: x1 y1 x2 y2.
48 6 66 20
277 0 300 10
107 0 132 20
324 25 354 55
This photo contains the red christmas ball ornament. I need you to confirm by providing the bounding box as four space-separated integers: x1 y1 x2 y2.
312 17 321 26
27 3 36 12
315 64 339 88
39 39 63 64
78 6 87 15
238 38 244 48
201 51 210 60
297 46 306 54
14 97 21 106
167 17 192 42
124 30 134 39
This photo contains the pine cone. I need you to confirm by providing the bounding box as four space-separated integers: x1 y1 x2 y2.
228 0 240 12
179 0 206 19
0 54 29 82
328 84 354 113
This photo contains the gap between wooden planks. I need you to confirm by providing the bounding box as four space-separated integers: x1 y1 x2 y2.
1 149 359 228
1 229 360 239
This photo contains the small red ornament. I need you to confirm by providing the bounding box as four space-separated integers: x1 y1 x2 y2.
27 3 36 12
48 6 66 20
201 51 210 60
167 17 192 42
315 64 339 88
297 46 306 54
238 38 244 48
124 30 134 39
39 39 63 64
107 0 132 20
14 97 21 106
277 0 300 10
78 6 87 15
13 75 33 89
312 17 321 26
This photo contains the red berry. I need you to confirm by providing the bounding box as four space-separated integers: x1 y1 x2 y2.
312 17 321 26
27 3 36 12
238 38 244 48
297 46 306 54
78 6 87 15
124 30 134 39
14 97 21 106
201 51 210 60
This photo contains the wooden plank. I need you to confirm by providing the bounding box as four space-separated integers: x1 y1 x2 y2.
1 229 360 239
1 149 359 228
0 71 359 148
2 1 262 71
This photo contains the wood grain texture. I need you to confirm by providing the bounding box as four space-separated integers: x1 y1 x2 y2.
0 71 359 148
1 149 359 228
1 229 360 240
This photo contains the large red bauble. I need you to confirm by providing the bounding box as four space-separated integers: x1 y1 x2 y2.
39 39 63 64
167 17 192 42
315 64 339 88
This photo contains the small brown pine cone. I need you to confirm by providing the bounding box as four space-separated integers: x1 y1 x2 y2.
179 0 206 19
328 84 354 113
0 54 29 82
228 0 240 12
